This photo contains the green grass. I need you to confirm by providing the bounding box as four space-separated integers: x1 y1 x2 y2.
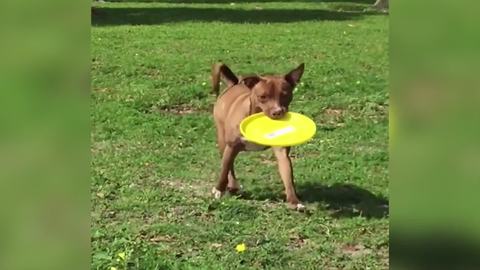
91 1 388 269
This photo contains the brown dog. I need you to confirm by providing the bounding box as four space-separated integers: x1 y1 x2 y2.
210 62 305 211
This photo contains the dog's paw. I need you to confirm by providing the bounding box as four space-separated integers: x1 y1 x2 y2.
287 202 306 212
295 203 306 212
211 187 224 199
227 183 242 194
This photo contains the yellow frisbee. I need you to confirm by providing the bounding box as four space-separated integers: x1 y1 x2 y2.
240 112 316 147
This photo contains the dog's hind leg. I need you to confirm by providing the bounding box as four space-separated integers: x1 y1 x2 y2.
227 162 241 194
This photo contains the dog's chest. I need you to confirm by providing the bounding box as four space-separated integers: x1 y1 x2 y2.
243 140 269 152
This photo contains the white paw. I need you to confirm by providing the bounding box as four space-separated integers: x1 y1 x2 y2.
211 187 224 199
296 203 306 211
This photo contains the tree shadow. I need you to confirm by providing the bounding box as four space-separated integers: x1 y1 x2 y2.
92 6 371 26
241 182 388 219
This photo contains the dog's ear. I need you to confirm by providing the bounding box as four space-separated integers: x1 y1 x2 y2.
285 63 305 86
241 76 261 89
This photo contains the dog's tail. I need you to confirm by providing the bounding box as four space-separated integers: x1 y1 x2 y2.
211 62 239 97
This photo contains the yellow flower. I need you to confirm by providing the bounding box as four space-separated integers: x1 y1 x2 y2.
236 243 246 253
117 252 126 260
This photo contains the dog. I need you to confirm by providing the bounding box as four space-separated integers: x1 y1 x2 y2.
210 62 305 211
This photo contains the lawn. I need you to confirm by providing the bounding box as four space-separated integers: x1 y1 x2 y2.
91 1 389 269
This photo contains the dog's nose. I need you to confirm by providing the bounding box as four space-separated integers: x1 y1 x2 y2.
271 108 284 118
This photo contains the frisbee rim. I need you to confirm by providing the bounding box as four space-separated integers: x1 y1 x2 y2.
239 112 316 147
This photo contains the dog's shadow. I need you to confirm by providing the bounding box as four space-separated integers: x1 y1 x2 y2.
241 182 388 218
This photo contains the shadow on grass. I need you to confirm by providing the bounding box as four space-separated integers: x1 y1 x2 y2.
242 182 388 219
92 6 369 26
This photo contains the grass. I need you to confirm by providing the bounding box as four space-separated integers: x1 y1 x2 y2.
91 1 389 269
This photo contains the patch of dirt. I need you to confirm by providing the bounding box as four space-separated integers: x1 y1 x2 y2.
210 243 223 248
289 234 309 249
145 104 212 115
260 156 276 165
149 235 174 243
378 245 389 268
93 87 112 93
340 243 372 258
324 108 345 116
160 179 209 198
317 107 347 130
162 106 202 115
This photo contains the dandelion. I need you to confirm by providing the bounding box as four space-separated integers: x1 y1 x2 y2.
236 243 247 253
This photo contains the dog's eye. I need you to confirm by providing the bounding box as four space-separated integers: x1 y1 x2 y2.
259 95 267 100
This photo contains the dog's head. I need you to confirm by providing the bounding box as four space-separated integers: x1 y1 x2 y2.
241 63 304 120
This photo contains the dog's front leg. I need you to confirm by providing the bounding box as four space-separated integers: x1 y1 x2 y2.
212 144 239 199
272 147 305 211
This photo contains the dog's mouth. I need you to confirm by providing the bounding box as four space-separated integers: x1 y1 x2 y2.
268 114 283 120
267 110 287 120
